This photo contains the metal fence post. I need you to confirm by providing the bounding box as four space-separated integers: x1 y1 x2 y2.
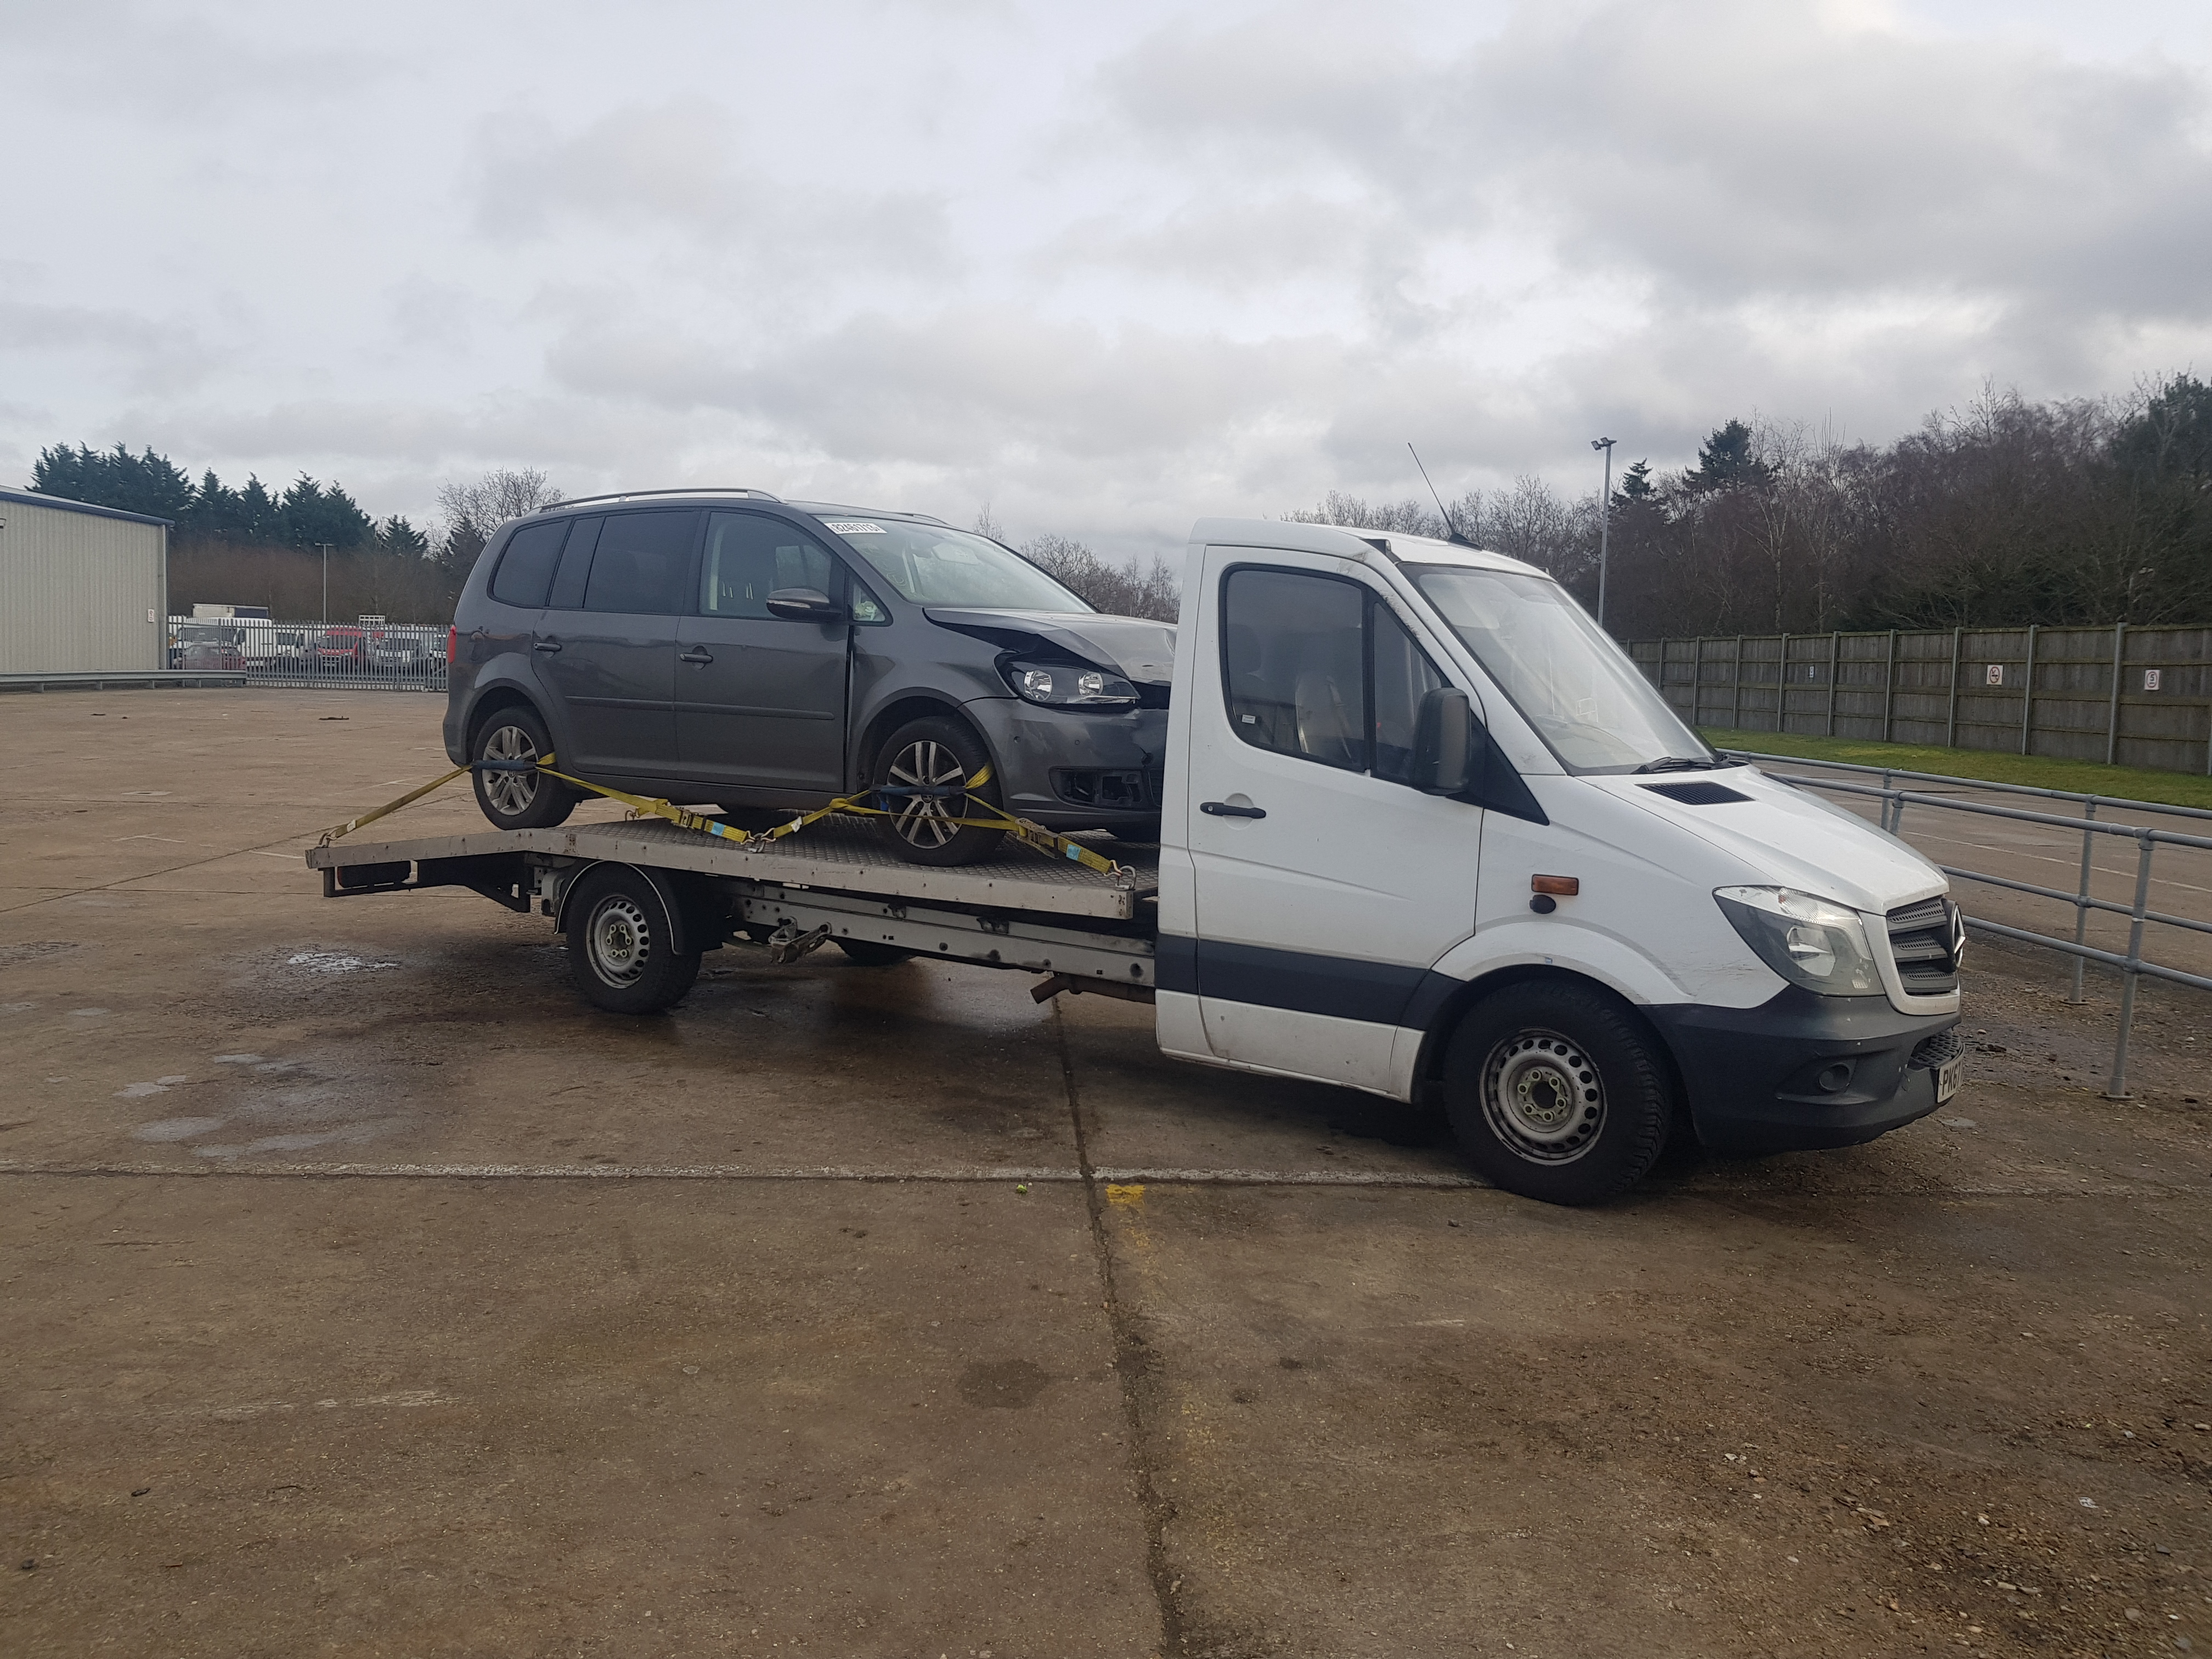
1779 632 1791 733
2106 622 2126 765
1692 634 1706 727
1732 635 1744 730
2019 623 2038 756
1882 629 1897 742
1945 626 1962 748
2069 800 2098 1005
1825 631 1841 736
2102 830 2155 1099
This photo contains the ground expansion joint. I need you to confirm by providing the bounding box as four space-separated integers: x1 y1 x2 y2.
1054 1006 1189 1657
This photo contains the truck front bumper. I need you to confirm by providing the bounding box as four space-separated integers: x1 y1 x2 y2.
1646 989 1961 1155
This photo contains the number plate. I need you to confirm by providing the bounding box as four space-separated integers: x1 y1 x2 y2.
1936 1057 1962 1104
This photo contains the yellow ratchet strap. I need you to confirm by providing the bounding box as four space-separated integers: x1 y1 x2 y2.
321 755 1130 882
318 763 471 845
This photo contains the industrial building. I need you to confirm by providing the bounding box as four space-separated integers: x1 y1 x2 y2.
0 486 170 674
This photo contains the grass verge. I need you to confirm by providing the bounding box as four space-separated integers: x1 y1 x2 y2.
1696 727 2212 811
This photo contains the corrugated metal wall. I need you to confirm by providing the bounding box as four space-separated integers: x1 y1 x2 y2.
0 497 165 672
1627 624 2212 775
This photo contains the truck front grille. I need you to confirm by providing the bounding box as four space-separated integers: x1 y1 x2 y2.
1887 895 1962 996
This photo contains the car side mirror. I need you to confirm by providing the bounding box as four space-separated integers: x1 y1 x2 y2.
765 587 845 622
1413 686 1474 795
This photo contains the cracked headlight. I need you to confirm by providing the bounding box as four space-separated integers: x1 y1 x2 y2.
1715 885 1883 996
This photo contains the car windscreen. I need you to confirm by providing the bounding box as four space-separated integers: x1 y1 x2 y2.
819 518 1090 612
1409 566 1714 774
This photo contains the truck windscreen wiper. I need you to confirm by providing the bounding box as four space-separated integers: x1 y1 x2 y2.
1632 755 1731 774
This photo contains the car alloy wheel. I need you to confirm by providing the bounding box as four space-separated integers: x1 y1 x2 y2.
884 738 971 851
480 722 542 818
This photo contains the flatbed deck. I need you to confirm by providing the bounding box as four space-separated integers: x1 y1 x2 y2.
306 815 1159 922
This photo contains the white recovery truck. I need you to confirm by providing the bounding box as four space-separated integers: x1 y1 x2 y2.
307 518 1966 1204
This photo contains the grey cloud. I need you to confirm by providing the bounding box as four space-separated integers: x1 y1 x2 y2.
1096 2 2212 319
0 299 218 397
472 98 952 284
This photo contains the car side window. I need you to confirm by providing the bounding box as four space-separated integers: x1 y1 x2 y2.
700 512 837 618
583 511 698 614
489 520 567 608
547 516 601 610
1221 567 1452 785
1221 568 1367 770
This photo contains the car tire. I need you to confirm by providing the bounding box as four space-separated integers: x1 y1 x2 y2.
1442 979 1674 1205
869 716 1006 867
836 938 915 967
565 865 702 1014
470 705 578 831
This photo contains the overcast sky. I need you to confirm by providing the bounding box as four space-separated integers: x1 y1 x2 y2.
4 0 2210 559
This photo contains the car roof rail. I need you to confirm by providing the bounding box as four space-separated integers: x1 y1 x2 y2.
548 486 783 509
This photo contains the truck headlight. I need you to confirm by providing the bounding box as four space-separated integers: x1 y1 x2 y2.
1714 886 1883 996
1004 660 1138 709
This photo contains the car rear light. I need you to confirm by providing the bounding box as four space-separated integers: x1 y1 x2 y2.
448 625 458 665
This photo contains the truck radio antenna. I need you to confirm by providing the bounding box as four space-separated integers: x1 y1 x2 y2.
1408 443 1477 547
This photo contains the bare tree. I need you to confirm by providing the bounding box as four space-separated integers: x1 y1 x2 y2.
435 467 562 570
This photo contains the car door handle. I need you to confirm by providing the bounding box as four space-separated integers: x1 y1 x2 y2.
680 647 714 664
1199 800 1266 819
533 639 562 653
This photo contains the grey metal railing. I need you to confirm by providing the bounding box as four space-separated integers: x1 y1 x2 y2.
1723 748 2212 1098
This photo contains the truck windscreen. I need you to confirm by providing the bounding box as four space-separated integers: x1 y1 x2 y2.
1410 567 1717 774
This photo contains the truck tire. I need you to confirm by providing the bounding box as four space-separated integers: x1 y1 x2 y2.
1442 980 1673 1205
836 938 915 967
471 705 578 831
566 865 701 1014
869 716 1006 867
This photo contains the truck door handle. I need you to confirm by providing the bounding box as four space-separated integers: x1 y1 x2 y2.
1199 800 1266 819
680 647 714 664
533 639 562 653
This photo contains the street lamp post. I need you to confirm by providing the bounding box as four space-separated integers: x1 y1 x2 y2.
319 543 334 627
1590 438 1616 630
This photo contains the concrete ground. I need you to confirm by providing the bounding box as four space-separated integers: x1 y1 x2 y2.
3 686 2209 1659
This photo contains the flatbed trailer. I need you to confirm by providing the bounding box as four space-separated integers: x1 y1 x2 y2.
306 814 1161 1002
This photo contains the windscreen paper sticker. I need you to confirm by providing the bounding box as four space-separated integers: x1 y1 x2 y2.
822 520 886 534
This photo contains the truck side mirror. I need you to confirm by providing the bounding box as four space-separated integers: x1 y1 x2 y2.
1413 686 1473 795
765 587 845 622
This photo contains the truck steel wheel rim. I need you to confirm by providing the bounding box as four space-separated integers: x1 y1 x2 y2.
481 724 540 816
885 740 968 849
1481 1029 1606 1165
587 895 651 986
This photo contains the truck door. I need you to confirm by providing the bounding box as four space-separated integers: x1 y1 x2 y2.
1183 550 1483 1093
534 509 697 776
675 511 851 795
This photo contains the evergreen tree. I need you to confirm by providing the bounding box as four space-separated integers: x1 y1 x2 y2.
375 515 430 556
1684 420 1773 493
278 473 373 549
1613 459 1658 506
30 442 195 520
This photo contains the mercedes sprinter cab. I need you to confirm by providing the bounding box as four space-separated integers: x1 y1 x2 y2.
1158 520 1965 1203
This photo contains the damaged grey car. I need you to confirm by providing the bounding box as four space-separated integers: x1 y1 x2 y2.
444 489 1174 867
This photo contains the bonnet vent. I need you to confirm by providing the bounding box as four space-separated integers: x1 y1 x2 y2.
1640 780 1752 805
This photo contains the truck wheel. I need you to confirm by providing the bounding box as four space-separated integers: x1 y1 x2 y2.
870 716 1006 867
836 938 915 967
471 706 577 831
1442 980 1673 1205
566 866 701 1014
